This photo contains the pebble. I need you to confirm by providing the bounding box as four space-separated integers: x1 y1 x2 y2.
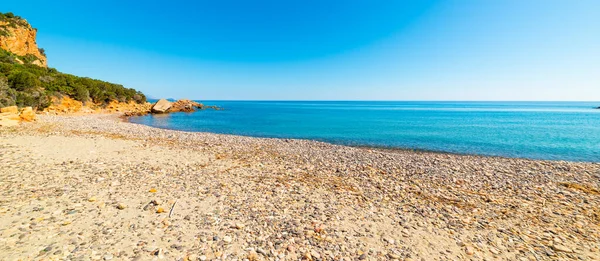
257 248 268 256
553 244 574 253
490 247 500 255
465 246 474 255
310 249 321 259
388 253 401 259
383 237 395 245
116 203 126 210
246 251 258 260
1 114 598 261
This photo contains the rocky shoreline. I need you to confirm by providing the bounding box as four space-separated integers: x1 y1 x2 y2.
125 99 221 117
0 97 220 127
1 114 599 260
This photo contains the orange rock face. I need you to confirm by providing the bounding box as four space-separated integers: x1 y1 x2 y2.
0 106 35 126
106 100 152 114
19 107 35 122
0 20 47 67
0 106 18 114
0 106 21 127
0 112 20 120
0 110 20 122
0 118 19 127
43 96 151 116
43 96 84 114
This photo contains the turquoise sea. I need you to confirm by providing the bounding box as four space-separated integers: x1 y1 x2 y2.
130 101 600 162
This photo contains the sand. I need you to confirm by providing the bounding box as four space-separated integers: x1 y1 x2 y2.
0 114 599 260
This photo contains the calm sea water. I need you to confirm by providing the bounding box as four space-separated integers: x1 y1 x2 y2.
131 101 600 162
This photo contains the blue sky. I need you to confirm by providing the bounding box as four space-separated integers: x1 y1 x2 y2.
3 0 599 100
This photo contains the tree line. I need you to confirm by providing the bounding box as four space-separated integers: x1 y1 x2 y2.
0 49 146 108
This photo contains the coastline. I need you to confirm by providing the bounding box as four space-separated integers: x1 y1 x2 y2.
125 114 597 164
125 100 600 163
1 114 599 260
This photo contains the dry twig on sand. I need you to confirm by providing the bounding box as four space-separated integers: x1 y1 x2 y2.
169 200 178 218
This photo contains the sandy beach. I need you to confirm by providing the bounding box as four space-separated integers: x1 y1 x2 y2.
1 114 599 261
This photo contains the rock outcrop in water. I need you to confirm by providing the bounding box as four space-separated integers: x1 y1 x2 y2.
169 99 203 113
124 99 220 117
168 99 221 112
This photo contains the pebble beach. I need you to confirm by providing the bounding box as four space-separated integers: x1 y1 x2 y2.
1 114 599 261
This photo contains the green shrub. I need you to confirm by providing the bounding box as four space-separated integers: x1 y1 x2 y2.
0 49 146 109
0 76 16 107
9 70 40 91
73 84 90 103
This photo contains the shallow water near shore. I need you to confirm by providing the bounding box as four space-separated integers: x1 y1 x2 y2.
130 101 600 162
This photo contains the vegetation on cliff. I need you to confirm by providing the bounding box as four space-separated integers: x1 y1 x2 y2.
0 49 146 108
0 12 146 109
0 12 30 36
0 12 46 66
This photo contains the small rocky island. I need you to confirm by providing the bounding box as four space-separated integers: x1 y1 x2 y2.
151 99 219 113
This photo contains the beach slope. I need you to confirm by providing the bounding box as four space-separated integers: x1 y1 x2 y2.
1 115 599 260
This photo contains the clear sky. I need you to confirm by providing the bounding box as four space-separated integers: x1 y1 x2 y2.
3 0 599 100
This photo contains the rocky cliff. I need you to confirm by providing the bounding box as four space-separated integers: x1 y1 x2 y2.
0 13 47 67
0 12 147 111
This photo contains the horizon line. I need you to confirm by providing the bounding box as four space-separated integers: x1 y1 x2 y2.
147 98 600 103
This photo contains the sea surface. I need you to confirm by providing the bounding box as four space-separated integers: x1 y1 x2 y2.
130 101 600 162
